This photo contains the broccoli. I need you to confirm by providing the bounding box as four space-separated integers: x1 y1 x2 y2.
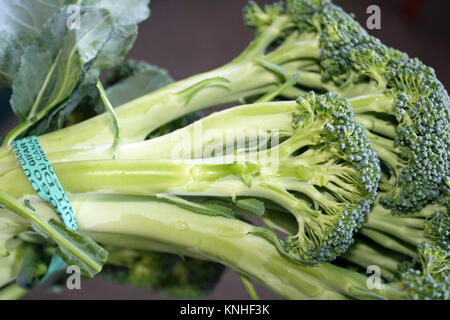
0 0 321 167
283 0 449 212
0 92 379 263
0 0 448 300
2 192 409 300
2 0 446 214
102 246 225 299
394 244 449 300
1 1 447 215
339 240 449 300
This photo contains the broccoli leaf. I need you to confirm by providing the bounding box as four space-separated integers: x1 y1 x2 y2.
9 7 113 126
0 191 108 278
81 0 150 70
0 0 70 86
3 1 151 138
46 220 108 278
90 60 173 115
0 0 150 87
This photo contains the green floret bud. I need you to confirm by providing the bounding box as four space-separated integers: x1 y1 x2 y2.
102 247 178 288
243 1 285 34
102 247 225 299
287 0 330 32
282 0 449 212
395 244 449 300
254 92 380 263
152 257 225 299
425 210 450 251
379 58 450 212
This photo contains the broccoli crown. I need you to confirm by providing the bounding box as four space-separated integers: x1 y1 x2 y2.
425 204 450 251
102 247 178 288
396 243 449 300
152 257 225 299
293 92 380 195
279 0 450 212
102 247 225 298
243 1 285 34
380 61 450 212
254 92 379 263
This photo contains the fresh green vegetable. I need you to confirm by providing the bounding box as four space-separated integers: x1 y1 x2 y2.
1 193 407 300
0 92 380 264
0 0 448 300
341 240 449 300
0 0 325 170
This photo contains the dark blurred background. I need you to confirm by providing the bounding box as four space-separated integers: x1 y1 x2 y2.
1 0 448 299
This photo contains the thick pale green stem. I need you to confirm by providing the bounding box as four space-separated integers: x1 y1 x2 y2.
349 94 397 140
355 116 397 140
22 194 407 299
239 273 261 300
116 101 296 161
360 228 417 258
265 39 321 64
364 213 428 247
341 242 402 280
0 61 302 176
349 94 394 114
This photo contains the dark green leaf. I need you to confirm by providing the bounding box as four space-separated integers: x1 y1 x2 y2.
81 0 150 69
101 62 173 109
11 7 113 122
24 1 151 136
16 245 47 289
0 0 71 86
46 219 108 278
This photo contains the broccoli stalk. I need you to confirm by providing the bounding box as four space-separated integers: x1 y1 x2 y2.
0 93 380 263
1 193 407 300
363 200 449 252
0 1 320 173
340 240 405 281
0 0 447 215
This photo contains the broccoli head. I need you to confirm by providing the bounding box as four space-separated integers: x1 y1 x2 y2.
281 0 450 212
395 244 449 300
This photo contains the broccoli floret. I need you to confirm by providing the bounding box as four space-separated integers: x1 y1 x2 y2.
102 246 225 298
152 257 225 299
338 240 449 299
280 0 450 212
242 0 450 213
395 244 449 300
102 247 178 288
243 1 285 34
251 92 380 262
